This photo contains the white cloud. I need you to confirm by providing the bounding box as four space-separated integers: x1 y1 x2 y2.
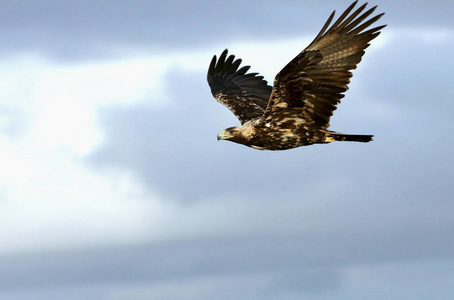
0 26 451 255
0 54 173 254
0 151 166 254
0 48 251 254
0 44 288 254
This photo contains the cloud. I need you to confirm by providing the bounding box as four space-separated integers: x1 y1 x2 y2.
0 55 174 254
0 1 454 299
0 156 165 254
1 233 453 299
85 29 454 251
90 28 454 206
1 1 452 61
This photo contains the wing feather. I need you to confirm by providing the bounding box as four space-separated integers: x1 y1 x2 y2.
263 1 386 129
207 49 272 124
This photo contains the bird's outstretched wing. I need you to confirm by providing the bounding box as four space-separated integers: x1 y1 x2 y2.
207 49 272 124
263 1 386 129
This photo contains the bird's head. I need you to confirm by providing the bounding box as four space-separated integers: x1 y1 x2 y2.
217 127 237 141
217 124 263 149
217 126 252 145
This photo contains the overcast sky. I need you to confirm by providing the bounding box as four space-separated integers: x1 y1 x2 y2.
0 1 453 299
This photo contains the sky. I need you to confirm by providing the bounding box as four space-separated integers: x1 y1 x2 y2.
0 0 453 299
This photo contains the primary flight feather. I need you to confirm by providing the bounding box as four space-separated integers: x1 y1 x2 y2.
207 1 386 150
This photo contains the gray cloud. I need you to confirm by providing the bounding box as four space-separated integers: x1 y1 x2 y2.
81 26 454 298
1 1 454 299
90 28 454 204
0 230 453 298
89 67 372 202
0 0 452 61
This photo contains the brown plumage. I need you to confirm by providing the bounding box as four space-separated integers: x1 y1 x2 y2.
207 1 386 150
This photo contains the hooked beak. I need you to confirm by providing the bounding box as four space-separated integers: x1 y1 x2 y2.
217 130 232 141
217 130 225 141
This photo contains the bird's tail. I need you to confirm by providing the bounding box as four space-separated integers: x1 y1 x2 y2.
328 132 374 143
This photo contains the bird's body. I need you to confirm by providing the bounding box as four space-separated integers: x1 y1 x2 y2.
219 119 372 151
207 1 385 150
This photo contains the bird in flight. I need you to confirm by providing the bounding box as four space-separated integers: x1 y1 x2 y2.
207 1 385 150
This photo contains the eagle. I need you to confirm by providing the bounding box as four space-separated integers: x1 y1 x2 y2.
207 1 385 150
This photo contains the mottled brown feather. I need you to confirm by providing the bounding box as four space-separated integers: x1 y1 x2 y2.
207 49 272 124
263 1 386 129
207 2 384 150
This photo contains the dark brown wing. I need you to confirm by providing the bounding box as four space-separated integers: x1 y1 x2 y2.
207 49 272 124
263 1 386 129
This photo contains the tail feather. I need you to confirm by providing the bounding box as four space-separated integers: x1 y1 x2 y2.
331 133 373 143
